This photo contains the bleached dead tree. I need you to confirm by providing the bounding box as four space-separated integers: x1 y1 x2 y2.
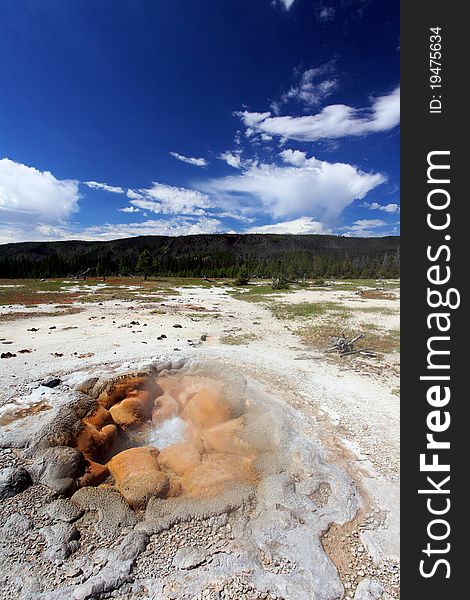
325 330 376 357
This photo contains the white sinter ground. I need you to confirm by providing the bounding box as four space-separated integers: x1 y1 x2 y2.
0 280 400 597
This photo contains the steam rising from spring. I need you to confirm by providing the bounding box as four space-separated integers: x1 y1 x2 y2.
38 359 288 508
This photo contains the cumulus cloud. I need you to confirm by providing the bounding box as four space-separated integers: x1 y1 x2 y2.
83 181 125 194
128 182 213 215
200 151 386 222
237 86 400 142
169 152 208 167
247 216 331 235
362 201 400 213
279 148 310 166
0 158 80 224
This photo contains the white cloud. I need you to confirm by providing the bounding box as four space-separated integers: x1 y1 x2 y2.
169 152 208 167
277 63 338 109
83 181 125 194
126 189 144 200
201 152 386 222
218 150 243 169
77 217 221 240
0 216 222 243
362 201 400 213
118 206 141 213
129 182 213 215
0 158 80 224
247 216 331 235
237 86 400 142
216 211 256 224
279 148 309 166
341 219 387 237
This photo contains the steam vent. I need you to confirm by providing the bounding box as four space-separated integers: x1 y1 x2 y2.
0 359 359 599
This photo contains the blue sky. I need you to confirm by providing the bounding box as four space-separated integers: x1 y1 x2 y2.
0 0 399 243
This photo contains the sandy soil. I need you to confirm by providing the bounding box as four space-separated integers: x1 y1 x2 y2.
0 280 400 597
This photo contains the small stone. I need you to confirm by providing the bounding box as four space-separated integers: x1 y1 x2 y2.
41 377 61 388
172 546 206 570
353 578 385 600
65 565 83 578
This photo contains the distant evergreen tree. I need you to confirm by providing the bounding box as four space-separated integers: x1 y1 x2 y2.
136 249 154 280
235 266 250 285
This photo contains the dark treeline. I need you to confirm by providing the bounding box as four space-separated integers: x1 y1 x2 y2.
0 234 400 279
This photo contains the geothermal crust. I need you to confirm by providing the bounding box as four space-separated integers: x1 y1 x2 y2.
0 359 359 600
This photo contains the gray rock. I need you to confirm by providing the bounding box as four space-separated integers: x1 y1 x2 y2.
44 539 80 561
354 578 385 600
46 498 84 523
38 531 149 600
30 446 86 495
172 546 206 570
1 512 32 537
0 466 31 499
70 487 138 539
41 522 80 561
41 522 80 545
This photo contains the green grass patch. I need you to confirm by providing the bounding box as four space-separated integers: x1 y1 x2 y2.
358 290 397 300
296 318 400 355
269 301 351 320
355 324 400 354
328 279 400 292
220 333 257 345
356 306 397 315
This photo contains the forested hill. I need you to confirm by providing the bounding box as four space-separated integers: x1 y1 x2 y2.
0 234 400 279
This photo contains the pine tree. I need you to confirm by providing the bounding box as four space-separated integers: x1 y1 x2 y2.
136 249 154 280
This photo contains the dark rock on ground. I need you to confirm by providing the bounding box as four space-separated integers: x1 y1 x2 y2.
0 466 32 499
40 378 61 389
